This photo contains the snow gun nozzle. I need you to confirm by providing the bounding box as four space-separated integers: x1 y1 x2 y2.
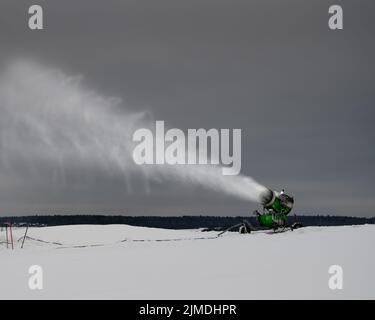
260 188 275 207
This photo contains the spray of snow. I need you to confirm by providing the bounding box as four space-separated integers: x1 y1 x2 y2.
0 60 267 203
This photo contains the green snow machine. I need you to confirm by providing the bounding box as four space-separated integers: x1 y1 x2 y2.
218 188 303 236
255 189 302 231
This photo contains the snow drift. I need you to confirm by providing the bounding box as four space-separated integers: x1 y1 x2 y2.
0 224 374 299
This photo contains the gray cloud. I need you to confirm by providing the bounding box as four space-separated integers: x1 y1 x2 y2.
0 0 374 216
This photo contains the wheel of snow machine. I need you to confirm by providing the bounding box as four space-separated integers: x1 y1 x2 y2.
239 225 251 234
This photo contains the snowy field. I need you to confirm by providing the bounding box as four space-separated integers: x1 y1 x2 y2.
0 224 374 299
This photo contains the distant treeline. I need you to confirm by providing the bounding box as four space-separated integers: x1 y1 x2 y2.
0 215 374 229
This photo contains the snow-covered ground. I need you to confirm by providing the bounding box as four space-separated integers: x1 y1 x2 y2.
0 224 374 299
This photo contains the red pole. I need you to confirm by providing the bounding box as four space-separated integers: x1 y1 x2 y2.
5 225 9 249
10 224 14 250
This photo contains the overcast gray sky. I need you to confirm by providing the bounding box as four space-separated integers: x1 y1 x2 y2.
0 0 374 217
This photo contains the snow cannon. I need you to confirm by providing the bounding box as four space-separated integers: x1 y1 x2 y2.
219 188 301 236
256 188 295 230
260 189 294 215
